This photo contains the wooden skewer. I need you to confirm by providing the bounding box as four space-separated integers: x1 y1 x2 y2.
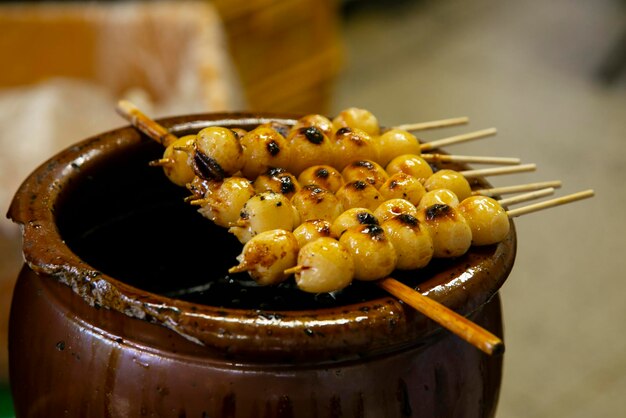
284 265 305 275
497 188 555 206
419 128 497 152
393 116 470 132
116 100 178 147
148 158 174 167
377 277 504 355
173 145 194 153
506 189 594 218
460 163 536 178
228 263 250 274
473 180 562 196
422 153 521 165
189 198 209 206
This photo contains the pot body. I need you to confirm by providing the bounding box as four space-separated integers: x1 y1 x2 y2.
10 265 503 418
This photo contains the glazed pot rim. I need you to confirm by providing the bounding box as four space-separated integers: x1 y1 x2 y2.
7 112 516 361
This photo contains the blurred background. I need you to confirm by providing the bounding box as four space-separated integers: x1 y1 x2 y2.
0 0 624 416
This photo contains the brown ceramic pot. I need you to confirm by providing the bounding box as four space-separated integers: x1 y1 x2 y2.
7 113 516 418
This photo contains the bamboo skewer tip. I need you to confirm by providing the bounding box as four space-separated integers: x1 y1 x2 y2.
460 163 536 178
473 180 563 196
506 189 595 218
228 263 249 274
497 187 556 207
116 99 137 114
421 153 521 166
148 158 174 167
115 99 178 147
284 265 305 275
393 116 470 132
189 198 208 206
420 127 498 151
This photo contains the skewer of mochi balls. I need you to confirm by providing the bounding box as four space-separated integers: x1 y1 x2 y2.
123 101 593 295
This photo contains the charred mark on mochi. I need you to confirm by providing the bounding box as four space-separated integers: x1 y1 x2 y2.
308 185 325 195
279 176 297 194
266 140 281 156
229 128 244 140
335 127 369 147
302 185 327 203
425 204 453 221
350 180 368 191
397 213 419 227
301 127 324 144
267 122 290 138
356 212 379 225
319 223 331 235
315 168 330 179
363 224 386 241
352 160 374 169
389 179 400 189
267 167 286 176
193 151 226 181
336 127 352 136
